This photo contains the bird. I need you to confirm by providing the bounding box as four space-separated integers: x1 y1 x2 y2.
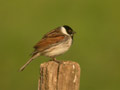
19 25 76 71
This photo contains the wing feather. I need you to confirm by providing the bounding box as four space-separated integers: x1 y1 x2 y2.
34 35 65 52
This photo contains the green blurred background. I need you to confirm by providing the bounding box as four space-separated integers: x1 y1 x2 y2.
0 0 120 90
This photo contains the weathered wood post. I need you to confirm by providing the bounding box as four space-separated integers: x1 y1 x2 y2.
38 61 80 90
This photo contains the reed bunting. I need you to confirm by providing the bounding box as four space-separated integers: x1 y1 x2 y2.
19 25 76 71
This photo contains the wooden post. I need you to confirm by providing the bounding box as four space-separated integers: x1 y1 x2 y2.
38 61 80 90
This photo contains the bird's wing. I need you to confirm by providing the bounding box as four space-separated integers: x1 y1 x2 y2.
33 35 65 52
34 27 66 52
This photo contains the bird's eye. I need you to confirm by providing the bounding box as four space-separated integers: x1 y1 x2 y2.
69 30 71 32
68 30 72 34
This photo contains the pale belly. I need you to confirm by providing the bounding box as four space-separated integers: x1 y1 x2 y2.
43 38 72 57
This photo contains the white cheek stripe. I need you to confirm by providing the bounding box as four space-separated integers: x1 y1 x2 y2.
61 27 69 35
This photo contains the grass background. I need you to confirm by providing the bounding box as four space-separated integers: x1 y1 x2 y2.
0 0 120 90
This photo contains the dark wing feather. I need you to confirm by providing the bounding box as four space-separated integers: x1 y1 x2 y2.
34 36 65 52
34 28 65 52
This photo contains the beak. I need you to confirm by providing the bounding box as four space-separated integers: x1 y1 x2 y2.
73 31 76 34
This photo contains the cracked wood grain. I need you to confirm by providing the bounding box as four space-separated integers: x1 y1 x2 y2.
38 61 80 90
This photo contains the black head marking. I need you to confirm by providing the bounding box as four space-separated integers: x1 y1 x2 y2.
63 25 76 39
63 25 73 35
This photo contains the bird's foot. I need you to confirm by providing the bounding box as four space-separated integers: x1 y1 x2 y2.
50 58 62 64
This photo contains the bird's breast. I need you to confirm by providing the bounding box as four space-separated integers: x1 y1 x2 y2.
43 37 72 57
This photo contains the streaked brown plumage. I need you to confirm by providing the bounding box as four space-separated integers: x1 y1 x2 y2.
19 25 75 71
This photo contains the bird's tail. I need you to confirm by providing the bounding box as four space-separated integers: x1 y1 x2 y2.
19 53 40 72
